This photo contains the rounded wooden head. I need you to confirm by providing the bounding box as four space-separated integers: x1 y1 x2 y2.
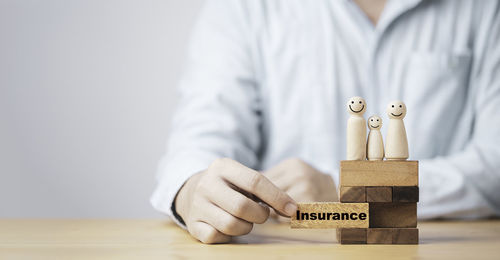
387 100 407 119
368 115 382 129
347 96 366 115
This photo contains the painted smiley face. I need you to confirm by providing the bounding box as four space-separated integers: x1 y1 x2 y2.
347 96 366 115
368 115 382 129
386 100 407 119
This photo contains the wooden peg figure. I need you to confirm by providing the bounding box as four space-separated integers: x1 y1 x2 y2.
367 115 384 160
385 100 409 160
346 96 367 160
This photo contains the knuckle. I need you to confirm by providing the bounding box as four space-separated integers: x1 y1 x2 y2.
232 197 250 216
194 181 211 196
201 228 220 244
290 157 304 166
187 199 205 220
299 170 315 182
284 158 307 173
297 184 314 197
297 163 309 173
255 207 270 224
239 222 254 235
247 172 262 191
208 158 235 178
267 190 287 211
208 158 224 172
210 157 231 170
222 217 241 234
282 158 301 168
188 223 206 243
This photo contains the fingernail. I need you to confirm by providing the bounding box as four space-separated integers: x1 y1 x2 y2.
284 202 298 217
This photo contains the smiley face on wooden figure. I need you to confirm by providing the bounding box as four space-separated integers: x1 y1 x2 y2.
387 101 407 119
368 115 382 129
347 96 366 116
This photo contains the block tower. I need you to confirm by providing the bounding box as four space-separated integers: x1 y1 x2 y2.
336 160 419 244
337 98 418 244
290 98 419 244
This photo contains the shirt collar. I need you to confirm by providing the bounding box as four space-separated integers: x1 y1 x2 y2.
343 0 425 34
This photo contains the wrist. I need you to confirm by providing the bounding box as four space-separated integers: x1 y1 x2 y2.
171 182 187 226
174 171 202 222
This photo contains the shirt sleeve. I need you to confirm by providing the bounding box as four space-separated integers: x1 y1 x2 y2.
150 0 261 227
418 4 500 219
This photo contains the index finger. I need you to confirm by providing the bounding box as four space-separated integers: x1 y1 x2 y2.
217 159 298 217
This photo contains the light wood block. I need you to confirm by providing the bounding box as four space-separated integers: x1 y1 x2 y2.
369 203 417 228
393 186 419 202
366 187 392 202
340 186 366 202
367 228 419 244
336 228 367 244
291 202 369 229
340 160 418 187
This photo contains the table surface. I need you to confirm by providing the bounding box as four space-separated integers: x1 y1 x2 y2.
1 219 500 259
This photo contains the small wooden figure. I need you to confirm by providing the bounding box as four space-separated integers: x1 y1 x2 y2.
346 97 367 160
385 101 409 160
366 115 384 160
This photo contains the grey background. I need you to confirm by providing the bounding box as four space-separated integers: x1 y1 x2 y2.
0 0 204 218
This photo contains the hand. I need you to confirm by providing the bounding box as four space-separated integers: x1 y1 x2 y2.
174 158 298 244
263 158 338 222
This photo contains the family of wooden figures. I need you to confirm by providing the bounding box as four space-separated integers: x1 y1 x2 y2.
346 96 409 161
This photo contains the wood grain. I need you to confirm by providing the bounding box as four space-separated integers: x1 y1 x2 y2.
1 219 500 259
393 228 419 244
367 228 393 244
367 228 419 244
340 186 366 202
393 186 419 202
336 228 367 244
291 202 369 229
369 203 417 228
340 160 418 187
366 187 392 202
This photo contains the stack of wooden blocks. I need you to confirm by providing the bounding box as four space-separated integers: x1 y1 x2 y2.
336 160 419 244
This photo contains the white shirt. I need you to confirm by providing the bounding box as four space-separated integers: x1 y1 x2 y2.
151 0 500 226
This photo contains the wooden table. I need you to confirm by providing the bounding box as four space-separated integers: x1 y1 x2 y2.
1 219 499 259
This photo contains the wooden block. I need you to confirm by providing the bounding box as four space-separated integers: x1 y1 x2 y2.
366 187 392 202
337 228 367 244
340 186 366 202
369 203 417 228
291 202 368 229
393 228 419 244
367 228 419 244
393 186 419 202
367 228 393 244
340 160 418 187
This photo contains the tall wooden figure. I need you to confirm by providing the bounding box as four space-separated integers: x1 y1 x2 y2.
367 115 384 160
385 100 409 160
346 97 367 160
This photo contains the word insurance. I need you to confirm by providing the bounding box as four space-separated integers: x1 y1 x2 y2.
290 202 369 229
